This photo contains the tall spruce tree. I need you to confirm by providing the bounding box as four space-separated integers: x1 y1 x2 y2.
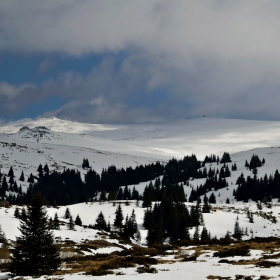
64 207 71 219
68 215 75 230
114 204 124 227
10 193 60 276
19 171 25 182
95 211 108 231
233 216 242 239
53 213 60 230
75 214 82 226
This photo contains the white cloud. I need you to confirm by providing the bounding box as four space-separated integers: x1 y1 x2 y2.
2 1 280 122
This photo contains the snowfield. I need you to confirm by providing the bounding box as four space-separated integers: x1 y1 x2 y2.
2 117 280 279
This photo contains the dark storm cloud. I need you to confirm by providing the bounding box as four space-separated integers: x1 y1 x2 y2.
1 0 280 122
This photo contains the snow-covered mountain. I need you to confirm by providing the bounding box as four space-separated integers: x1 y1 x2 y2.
1 117 280 279
1 116 280 174
1 116 280 193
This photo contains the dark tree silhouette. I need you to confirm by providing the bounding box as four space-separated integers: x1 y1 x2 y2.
10 193 60 276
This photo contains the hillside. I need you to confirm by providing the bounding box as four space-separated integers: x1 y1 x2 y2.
1 117 280 279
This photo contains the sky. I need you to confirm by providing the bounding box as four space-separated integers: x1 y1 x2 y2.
1 0 280 124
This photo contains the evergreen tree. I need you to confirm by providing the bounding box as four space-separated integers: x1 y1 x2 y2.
13 181 18 192
209 192 216 204
37 164 43 178
220 152 231 164
14 207 20 218
68 215 75 230
122 209 138 239
114 204 124 227
193 225 200 240
27 173 34 183
95 211 107 231
0 225 8 249
200 226 210 241
10 193 61 276
49 217 54 229
8 166 15 178
249 212 254 223
44 164 49 174
64 207 71 219
82 158 90 169
0 177 8 197
53 213 60 230
75 214 82 226
19 171 25 182
100 190 107 201
20 208 27 221
202 195 211 213
233 216 242 239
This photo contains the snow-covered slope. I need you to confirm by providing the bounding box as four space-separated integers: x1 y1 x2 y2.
1 116 280 192
1 117 280 174
2 117 280 279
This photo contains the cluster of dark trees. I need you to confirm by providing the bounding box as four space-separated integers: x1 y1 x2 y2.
142 178 186 207
234 170 280 201
144 196 211 245
245 154 265 170
0 154 202 205
90 204 140 240
10 193 61 276
0 152 268 206
7 161 165 205
188 177 227 202
0 167 23 197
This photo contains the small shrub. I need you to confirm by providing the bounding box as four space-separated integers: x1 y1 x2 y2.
213 245 250 258
218 259 230 263
182 255 197 262
136 265 158 274
256 260 278 268
90 268 114 276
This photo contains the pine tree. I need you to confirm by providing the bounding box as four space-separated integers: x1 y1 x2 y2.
8 166 15 178
19 171 25 182
37 164 43 178
49 217 54 229
27 173 34 183
82 158 90 169
193 225 200 240
13 181 18 192
200 226 210 241
114 204 124 227
75 214 82 226
64 207 71 219
202 195 211 213
68 215 75 230
10 193 61 276
20 208 27 221
100 190 107 201
53 213 60 230
0 177 8 196
209 192 216 204
233 216 242 239
43 164 49 174
95 211 107 231
14 207 20 218
0 225 8 249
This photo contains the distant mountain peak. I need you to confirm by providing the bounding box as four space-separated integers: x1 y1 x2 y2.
18 126 31 133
